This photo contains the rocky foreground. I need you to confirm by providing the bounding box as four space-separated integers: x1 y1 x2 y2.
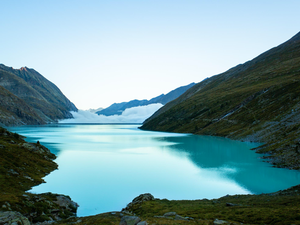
60 188 300 225
0 127 78 224
1 126 300 225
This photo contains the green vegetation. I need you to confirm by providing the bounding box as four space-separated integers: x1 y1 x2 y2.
58 186 300 225
0 127 78 223
142 32 300 170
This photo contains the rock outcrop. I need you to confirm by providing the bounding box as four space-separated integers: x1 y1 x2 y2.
122 193 154 213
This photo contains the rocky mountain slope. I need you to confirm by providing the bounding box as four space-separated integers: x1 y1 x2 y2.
0 64 77 126
141 31 300 170
96 83 195 116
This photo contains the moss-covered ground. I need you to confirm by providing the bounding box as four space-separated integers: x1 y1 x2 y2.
58 185 300 225
0 127 77 223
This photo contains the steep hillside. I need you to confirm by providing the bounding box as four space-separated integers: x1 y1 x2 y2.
0 86 45 126
97 83 195 116
141 31 300 170
0 64 77 126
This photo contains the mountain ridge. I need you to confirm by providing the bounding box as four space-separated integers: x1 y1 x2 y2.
0 64 77 126
97 82 195 116
141 31 300 170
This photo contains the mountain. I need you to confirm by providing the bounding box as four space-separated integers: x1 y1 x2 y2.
0 64 77 126
88 107 103 114
141 31 300 170
96 82 195 116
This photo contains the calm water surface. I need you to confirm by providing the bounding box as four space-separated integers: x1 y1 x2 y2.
8 124 300 216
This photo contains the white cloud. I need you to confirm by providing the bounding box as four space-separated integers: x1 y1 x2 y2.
59 103 163 123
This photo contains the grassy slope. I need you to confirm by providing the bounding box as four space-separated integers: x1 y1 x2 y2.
142 32 300 169
59 185 300 225
0 127 77 223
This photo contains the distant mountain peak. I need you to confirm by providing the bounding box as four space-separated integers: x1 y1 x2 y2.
96 83 196 116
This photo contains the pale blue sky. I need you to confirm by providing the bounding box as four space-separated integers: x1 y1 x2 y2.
1 1 299 109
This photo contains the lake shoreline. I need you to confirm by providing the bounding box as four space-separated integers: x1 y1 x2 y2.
59 184 300 224
2 125 300 224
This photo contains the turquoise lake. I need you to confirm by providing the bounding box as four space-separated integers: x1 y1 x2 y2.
8 124 300 217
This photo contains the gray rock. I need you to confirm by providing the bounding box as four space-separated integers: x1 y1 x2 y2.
163 212 177 217
123 193 154 212
131 193 154 204
137 221 148 225
20 143 53 158
174 214 188 220
120 216 141 225
54 195 79 213
214 218 229 224
0 211 30 225
24 175 34 181
1 202 12 211
8 169 19 175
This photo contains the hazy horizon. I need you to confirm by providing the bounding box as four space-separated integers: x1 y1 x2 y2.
1 1 300 109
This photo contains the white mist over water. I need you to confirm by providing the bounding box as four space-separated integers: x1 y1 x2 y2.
60 103 163 123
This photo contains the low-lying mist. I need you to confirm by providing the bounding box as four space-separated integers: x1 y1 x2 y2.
59 103 163 123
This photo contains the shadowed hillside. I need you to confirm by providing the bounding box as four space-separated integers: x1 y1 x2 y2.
141 31 300 170
0 64 77 126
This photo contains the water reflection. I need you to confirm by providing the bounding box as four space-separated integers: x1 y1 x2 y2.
7 124 300 217
161 135 300 193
